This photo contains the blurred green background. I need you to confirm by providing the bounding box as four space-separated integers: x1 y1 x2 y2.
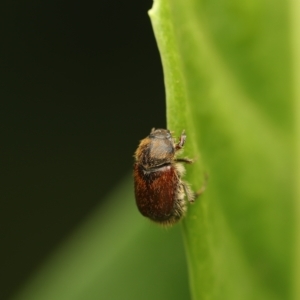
1 1 173 299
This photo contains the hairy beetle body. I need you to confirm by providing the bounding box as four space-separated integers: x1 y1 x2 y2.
133 128 195 226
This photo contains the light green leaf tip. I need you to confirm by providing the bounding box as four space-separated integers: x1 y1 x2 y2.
11 177 190 300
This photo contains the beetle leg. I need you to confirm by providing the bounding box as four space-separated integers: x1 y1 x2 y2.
175 130 186 151
175 158 193 164
182 173 208 203
181 181 196 203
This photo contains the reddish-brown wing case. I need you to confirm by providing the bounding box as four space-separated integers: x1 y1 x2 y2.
134 163 179 222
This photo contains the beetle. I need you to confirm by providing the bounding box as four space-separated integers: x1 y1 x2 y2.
133 128 202 226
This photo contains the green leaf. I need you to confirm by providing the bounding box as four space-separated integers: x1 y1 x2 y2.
149 0 296 299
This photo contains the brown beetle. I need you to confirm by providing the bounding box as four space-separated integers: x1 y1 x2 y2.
133 128 200 226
